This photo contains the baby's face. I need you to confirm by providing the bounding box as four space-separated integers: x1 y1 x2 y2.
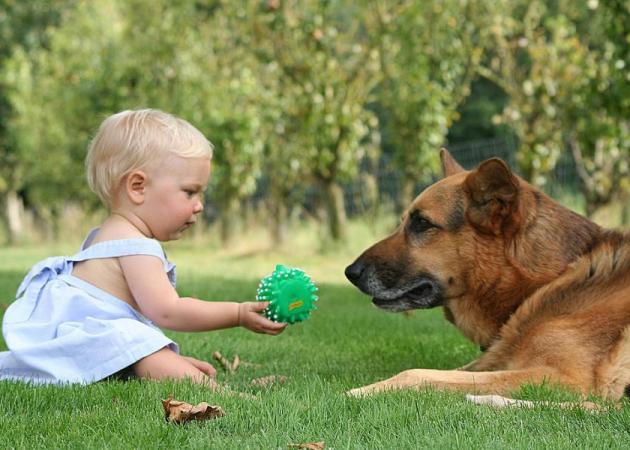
141 155 211 241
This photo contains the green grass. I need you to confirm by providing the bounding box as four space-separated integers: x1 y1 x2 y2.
1 225 630 449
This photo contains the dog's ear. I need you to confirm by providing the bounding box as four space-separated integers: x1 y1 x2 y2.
464 158 520 235
440 148 465 177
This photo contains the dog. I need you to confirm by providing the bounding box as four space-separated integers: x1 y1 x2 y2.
345 149 630 407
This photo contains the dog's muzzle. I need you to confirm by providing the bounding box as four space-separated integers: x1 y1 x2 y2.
345 259 443 312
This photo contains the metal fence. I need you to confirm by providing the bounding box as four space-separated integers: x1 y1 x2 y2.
343 136 588 217
216 136 586 221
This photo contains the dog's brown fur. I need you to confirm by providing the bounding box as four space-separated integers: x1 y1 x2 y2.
345 149 630 402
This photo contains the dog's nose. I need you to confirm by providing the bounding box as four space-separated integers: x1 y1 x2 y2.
345 260 365 285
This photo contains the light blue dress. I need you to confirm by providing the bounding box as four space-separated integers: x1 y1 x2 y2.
0 228 179 385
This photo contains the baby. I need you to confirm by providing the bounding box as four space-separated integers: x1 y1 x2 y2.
0 109 286 385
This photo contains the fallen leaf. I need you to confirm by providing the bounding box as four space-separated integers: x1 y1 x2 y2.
162 396 225 424
212 350 262 373
212 351 233 372
288 442 326 449
250 375 288 388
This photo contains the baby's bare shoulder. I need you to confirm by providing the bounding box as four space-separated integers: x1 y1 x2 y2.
72 257 135 304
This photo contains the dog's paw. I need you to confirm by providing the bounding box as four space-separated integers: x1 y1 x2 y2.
465 394 528 408
346 386 377 397
345 387 365 397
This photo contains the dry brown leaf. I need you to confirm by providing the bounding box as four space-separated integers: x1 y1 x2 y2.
212 351 233 372
162 396 225 424
250 375 288 388
288 442 326 450
232 354 240 372
212 351 243 373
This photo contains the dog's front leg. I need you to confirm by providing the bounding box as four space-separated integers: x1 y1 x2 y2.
347 368 560 397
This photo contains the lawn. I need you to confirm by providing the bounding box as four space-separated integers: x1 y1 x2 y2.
1 225 629 449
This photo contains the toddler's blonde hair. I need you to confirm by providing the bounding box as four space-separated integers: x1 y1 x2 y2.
86 109 213 207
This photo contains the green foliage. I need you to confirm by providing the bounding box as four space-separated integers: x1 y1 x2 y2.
248 0 381 185
446 77 512 142
3 0 126 211
562 0 630 213
375 0 490 204
120 1 266 216
480 0 629 200
1 0 268 236
0 0 77 223
0 0 628 242
242 0 382 240
479 1 577 183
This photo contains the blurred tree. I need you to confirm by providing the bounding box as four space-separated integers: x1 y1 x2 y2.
248 0 381 241
478 1 569 184
3 0 628 245
201 7 265 245
120 0 265 244
3 0 127 238
446 77 511 143
258 79 310 245
563 0 629 220
374 0 490 209
0 0 75 243
478 2 591 185
480 0 629 219
230 3 319 244
5 0 265 243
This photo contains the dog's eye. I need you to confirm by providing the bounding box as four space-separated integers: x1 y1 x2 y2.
408 215 434 234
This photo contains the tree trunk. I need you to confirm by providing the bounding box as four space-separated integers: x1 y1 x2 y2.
321 179 347 241
241 199 253 230
269 195 288 245
4 190 25 245
50 207 62 241
219 196 238 246
362 173 380 231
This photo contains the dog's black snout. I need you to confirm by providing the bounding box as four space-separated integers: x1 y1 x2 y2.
345 260 365 285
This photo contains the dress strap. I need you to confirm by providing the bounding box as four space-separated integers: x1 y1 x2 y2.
70 233 177 287
70 238 167 263
12 230 177 318
70 236 177 286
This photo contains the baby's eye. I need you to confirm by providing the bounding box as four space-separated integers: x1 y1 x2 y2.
184 190 196 198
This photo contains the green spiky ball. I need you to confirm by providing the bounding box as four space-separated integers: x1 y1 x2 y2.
256 264 318 324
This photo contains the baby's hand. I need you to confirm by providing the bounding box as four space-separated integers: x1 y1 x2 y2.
238 302 287 335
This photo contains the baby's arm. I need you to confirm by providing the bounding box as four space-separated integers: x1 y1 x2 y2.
119 254 286 334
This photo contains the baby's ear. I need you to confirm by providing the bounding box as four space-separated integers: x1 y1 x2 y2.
126 170 147 204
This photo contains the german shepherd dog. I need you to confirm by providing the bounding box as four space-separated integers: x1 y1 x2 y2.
345 149 630 406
